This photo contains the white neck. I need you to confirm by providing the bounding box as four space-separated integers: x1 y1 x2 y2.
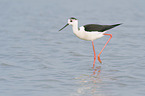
72 20 79 33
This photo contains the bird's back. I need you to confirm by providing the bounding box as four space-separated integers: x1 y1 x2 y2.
84 23 122 32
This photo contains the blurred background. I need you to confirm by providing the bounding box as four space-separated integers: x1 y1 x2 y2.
0 0 145 96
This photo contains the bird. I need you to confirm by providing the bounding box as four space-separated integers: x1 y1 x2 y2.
59 17 122 68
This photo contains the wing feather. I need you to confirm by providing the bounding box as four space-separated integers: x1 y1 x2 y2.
84 23 122 32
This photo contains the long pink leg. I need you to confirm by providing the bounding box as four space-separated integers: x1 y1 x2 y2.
92 41 96 68
98 33 112 63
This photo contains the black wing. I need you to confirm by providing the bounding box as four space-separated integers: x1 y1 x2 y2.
84 23 122 32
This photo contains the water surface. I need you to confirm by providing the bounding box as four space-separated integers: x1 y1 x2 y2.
0 0 145 96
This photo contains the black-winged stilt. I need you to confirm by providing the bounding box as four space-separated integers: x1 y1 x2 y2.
59 17 122 68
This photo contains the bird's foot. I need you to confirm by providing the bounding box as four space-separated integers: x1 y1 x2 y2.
98 56 102 64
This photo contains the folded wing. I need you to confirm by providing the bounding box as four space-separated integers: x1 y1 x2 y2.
84 23 122 32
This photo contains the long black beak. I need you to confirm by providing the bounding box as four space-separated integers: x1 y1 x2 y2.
59 23 69 31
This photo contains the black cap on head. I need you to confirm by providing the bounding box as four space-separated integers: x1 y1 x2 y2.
70 17 77 20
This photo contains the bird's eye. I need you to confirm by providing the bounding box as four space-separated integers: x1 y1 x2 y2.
70 20 72 22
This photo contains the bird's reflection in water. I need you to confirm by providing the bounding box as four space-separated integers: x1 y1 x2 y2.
92 66 101 77
72 66 106 96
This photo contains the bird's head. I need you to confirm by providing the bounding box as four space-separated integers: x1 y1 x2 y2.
68 17 78 25
59 17 78 31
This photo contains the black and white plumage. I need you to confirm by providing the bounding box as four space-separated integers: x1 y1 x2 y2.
59 17 121 41
59 17 122 66
84 24 122 32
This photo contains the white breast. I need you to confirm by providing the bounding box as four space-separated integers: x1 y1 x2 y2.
73 26 105 41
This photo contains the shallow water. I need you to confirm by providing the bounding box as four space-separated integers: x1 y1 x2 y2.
0 0 145 96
